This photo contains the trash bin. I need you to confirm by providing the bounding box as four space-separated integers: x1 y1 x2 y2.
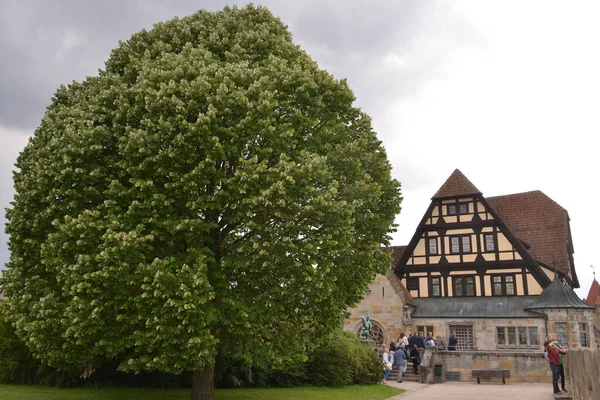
434 364 443 376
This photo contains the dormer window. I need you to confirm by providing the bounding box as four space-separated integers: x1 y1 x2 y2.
447 202 469 215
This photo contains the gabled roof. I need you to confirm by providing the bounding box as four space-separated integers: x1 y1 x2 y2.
412 296 545 318
486 191 573 279
381 246 416 307
386 269 416 307
432 169 482 199
584 279 600 306
525 278 593 309
382 246 406 266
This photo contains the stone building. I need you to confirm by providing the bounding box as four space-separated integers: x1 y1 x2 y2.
345 169 596 354
343 266 415 348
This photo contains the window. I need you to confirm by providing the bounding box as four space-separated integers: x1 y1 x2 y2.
450 235 472 254
431 277 441 297
484 234 495 252
491 274 516 296
449 324 474 350
496 326 538 346
518 327 528 345
416 325 434 337
452 276 476 297
579 323 589 347
447 204 457 215
496 327 506 344
428 238 438 255
447 202 469 215
408 277 419 291
507 327 516 344
529 327 538 345
555 323 567 345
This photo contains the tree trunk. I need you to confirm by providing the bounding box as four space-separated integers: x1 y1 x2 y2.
190 366 214 400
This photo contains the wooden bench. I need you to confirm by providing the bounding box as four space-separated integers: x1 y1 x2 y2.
471 369 510 384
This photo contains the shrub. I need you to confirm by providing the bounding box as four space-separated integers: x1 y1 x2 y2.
305 330 382 387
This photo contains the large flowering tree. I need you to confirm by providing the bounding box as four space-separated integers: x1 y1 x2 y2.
2 5 402 400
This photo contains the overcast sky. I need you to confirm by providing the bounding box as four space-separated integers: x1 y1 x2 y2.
1 0 599 298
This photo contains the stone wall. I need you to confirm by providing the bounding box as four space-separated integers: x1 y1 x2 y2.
411 317 546 351
435 350 551 383
544 308 597 350
563 348 600 400
344 273 408 345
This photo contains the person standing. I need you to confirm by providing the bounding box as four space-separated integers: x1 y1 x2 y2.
409 344 421 375
448 333 458 351
393 343 407 383
553 340 568 392
546 339 567 394
399 332 409 350
416 331 426 360
382 347 392 382
408 332 416 349
389 340 398 362
426 336 436 347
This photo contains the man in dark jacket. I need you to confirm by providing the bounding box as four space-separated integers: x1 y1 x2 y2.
415 332 426 360
448 334 458 350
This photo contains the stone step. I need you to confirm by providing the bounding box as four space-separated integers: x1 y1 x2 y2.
554 391 572 400
387 366 422 382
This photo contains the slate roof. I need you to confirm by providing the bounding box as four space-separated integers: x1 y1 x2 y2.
412 296 546 318
432 169 482 199
584 279 600 306
486 191 573 278
525 278 594 309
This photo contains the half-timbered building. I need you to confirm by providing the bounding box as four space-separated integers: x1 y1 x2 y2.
345 169 596 352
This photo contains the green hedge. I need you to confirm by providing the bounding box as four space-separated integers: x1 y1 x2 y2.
215 330 382 388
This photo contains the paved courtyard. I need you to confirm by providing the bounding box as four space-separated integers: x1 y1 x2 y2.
385 381 558 400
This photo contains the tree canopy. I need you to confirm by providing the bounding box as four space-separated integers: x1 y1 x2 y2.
2 5 401 399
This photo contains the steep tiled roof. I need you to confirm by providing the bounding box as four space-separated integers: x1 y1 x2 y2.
584 279 600 306
381 246 415 306
387 269 416 307
381 246 406 266
486 191 571 276
432 169 482 199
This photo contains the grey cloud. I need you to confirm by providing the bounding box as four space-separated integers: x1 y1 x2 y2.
0 0 482 132
0 0 484 271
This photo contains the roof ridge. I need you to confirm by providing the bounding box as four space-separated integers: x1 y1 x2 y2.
432 169 481 199
487 190 566 212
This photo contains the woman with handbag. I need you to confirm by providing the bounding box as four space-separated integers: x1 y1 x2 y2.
382 347 392 381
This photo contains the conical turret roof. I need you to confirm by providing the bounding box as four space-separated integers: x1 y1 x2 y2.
584 279 600 306
526 278 593 309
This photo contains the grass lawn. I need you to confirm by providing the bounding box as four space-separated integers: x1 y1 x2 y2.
0 384 404 400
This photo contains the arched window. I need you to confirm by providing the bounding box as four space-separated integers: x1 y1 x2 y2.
356 319 386 348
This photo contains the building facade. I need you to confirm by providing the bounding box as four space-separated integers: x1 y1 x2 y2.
346 169 596 352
